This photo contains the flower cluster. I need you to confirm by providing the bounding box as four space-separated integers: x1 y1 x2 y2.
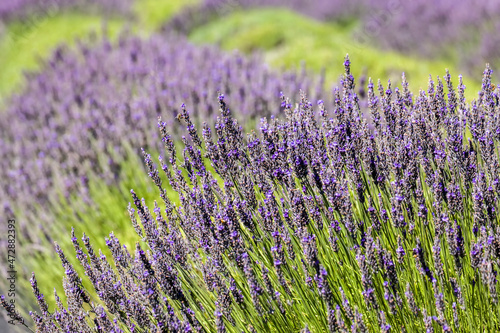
10 57 500 332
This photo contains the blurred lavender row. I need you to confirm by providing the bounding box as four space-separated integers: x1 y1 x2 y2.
0 32 323 243
165 0 365 34
0 0 133 22
166 0 500 78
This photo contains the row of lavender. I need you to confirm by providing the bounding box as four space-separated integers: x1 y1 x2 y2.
0 0 133 22
166 0 500 78
8 58 500 331
0 33 322 254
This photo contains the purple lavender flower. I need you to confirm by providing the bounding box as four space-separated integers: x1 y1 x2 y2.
413 238 434 281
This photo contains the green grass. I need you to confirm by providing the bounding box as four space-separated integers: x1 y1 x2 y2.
189 8 482 100
134 0 198 32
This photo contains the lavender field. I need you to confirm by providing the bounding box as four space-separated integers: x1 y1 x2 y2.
0 1 499 332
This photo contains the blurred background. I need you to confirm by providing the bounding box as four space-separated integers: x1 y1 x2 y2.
0 0 498 331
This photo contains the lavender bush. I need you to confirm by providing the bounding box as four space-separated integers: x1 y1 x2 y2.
6 57 500 332
164 0 366 34
166 0 500 78
0 0 133 22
